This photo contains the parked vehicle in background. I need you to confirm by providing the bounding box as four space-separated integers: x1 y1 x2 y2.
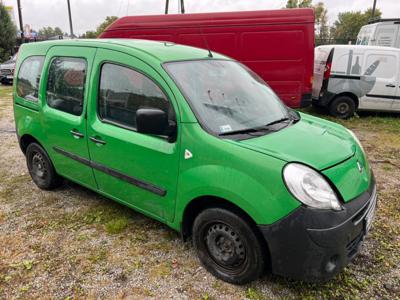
312 45 400 118
14 39 376 284
0 54 17 85
100 9 315 108
356 18 400 48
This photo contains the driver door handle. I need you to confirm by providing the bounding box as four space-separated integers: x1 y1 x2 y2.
89 136 106 145
386 83 396 88
70 129 84 139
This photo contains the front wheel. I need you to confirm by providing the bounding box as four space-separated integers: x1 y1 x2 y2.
192 208 266 284
26 143 63 190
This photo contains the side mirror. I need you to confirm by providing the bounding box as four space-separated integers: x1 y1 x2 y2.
136 108 171 137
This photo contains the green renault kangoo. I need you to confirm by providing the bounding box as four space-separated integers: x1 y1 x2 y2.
13 39 376 284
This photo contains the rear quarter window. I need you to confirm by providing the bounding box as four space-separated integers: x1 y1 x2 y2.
16 56 45 102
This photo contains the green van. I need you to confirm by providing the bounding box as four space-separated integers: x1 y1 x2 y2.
13 39 376 284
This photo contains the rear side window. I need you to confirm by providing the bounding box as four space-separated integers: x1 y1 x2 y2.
98 63 171 129
46 57 87 116
17 56 45 102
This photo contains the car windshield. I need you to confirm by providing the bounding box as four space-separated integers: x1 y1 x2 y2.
164 60 289 136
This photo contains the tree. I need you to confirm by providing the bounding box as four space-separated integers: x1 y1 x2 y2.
285 0 312 8
332 8 382 43
81 16 118 38
0 3 16 62
38 26 64 40
285 0 329 40
314 2 329 40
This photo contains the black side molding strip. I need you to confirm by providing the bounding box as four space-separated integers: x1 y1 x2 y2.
330 74 361 80
53 146 166 197
366 94 400 100
54 147 91 166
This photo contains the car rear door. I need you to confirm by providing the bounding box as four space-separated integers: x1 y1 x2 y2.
375 24 398 47
359 50 399 111
312 46 332 99
40 46 97 189
86 48 180 222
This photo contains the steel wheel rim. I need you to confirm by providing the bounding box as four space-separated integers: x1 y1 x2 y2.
204 222 246 271
337 102 350 114
31 152 47 180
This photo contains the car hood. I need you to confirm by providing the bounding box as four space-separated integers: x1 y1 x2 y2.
234 113 356 171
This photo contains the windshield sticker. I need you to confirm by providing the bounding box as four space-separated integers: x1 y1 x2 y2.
219 124 232 133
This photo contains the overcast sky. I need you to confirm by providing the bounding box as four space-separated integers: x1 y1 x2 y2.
4 0 400 35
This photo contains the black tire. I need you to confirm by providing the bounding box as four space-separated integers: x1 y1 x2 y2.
26 143 63 190
329 96 356 119
192 208 266 284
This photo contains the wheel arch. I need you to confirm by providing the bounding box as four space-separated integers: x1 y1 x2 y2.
181 196 260 239
19 134 43 154
330 92 359 109
180 195 271 267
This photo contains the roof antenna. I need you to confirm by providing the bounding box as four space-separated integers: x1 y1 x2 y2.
198 26 213 58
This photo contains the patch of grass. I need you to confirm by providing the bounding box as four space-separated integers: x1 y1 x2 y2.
245 287 266 300
104 217 129 234
82 205 130 225
87 248 108 264
300 107 400 133
200 292 212 300
149 262 171 279
0 174 31 200
0 85 13 99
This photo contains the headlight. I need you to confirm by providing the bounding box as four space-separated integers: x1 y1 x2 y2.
347 129 364 151
283 163 342 211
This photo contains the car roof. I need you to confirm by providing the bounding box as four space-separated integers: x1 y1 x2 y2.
316 44 400 52
19 38 229 63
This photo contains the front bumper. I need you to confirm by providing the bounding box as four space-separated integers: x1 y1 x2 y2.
258 175 377 281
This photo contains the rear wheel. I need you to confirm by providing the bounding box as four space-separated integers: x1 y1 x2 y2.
192 208 265 284
26 143 63 190
329 96 356 119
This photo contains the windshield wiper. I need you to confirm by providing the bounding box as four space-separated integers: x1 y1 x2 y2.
264 117 291 127
219 126 271 136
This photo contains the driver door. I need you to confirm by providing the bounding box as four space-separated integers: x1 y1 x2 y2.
86 49 180 222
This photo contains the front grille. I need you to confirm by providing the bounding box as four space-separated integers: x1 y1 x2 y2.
352 185 377 225
346 232 363 259
352 204 369 224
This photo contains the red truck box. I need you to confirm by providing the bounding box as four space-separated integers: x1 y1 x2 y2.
100 8 314 108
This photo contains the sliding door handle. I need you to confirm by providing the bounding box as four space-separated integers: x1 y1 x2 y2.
70 129 84 139
89 136 106 145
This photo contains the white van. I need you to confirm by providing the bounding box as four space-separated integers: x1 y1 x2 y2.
312 45 400 118
356 19 400 48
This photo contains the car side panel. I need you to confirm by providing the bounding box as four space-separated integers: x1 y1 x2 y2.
172 123 301 229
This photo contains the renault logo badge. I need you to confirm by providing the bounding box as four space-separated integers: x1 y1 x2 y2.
184 149 193 160
357 161 363 173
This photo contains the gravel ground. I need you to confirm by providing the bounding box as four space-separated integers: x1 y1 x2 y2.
0 84 399 299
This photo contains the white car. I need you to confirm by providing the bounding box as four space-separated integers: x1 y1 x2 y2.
0 54 17 85
356 19 400 48
312 44 400 118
